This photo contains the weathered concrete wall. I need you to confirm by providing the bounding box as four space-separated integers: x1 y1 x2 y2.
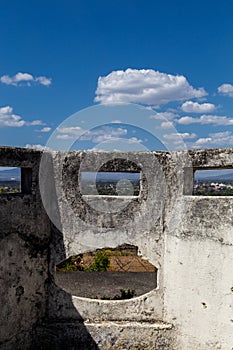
164 148 233 350
0 147 51 349
1 146 233 349
42 151 165 325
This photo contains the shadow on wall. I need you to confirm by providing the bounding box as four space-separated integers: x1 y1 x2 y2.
33 152 99 350
32 229 100 350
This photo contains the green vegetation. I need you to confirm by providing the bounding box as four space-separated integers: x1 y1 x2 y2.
99 288 136 300
102 248 135 256
87 251 110 272
195 190 233 196
56 245 137 272
57 251 110 272
60 260 78 271
56 255 84 272
0 181 21 194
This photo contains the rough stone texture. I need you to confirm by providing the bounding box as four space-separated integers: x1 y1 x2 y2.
1 146 233 349
0 147 51 349
33 321 175 350
84 321 175 350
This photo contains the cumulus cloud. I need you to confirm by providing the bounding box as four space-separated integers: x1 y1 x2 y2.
0 72 52 86
94 136 143 144
160 121 174 129
193 131 233 148
0 105 46 128
56 125 128 144
217 83 233 97
28 120 44 126
181 101 216 113
150 111 178 120
86 136 144 152
194 138 212 145
81 126 127 143
57 126 84 135
35 76 51 86
56 126 86 140
95 69 207 105
56 134 75 140
176 116 196 124
177 114 233 126
36 127 51 132
25 144 49 151
163 132 196 140
0 106 26 127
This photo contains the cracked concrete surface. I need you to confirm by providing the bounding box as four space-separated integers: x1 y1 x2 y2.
1 146 233 349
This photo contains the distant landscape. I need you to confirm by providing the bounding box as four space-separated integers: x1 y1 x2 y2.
81 171 140 196
0 168 21 193
194 169 233 195
1 168 233 196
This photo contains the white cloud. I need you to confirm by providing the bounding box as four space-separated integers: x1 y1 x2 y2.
0 105 46 128
57 126 84 135
181 101 216 113
0 106 26 127
81 126 127 143
86 136 143 152
95 136 143 144
151 111 177 129
195 138 212 145
191 131 233 149
35 76 52 86
27 120 44 126
209 131 232 138
56 134 74 140
36 127 51 133
160 121 174 129
85 147 107 152
95 68 207 105
161 128 233 150
151 111 178 120
217 83 233 97
177 116 198 125
0 72 52 86
177 114 233 126
25 144 48 151
163 132 196 140
200 115 233 125
56 126 85 140
124 137 143 143
56 125 128 144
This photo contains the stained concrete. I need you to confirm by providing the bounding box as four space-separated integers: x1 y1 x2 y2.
1 146 233 349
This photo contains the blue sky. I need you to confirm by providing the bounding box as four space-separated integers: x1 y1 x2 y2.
1 0 233 151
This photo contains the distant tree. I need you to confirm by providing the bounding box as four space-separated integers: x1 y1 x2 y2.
88 251 110 272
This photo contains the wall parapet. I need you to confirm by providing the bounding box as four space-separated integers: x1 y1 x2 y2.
0 146 233 349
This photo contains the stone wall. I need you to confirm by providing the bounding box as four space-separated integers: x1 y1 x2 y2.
0 146 233 349
0 147 50 349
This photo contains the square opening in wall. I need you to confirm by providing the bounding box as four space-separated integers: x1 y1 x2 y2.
193 168 233 196
0 166 32 194
0 167 21 194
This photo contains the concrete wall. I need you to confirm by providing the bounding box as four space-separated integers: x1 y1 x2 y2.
164 148 233 350
1 146 233 349
0 147 50 349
